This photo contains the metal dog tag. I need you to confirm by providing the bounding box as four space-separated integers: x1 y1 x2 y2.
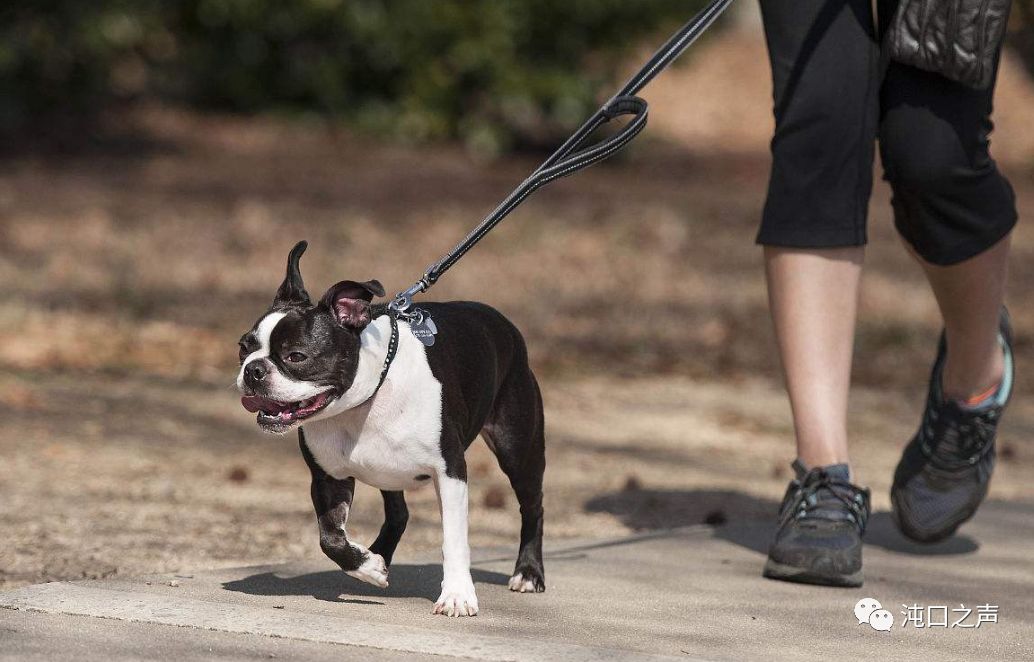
408 308 437 347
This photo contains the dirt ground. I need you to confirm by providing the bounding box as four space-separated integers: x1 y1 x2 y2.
2 28 1034 590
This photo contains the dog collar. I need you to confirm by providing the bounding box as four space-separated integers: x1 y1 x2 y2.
373 311 399 394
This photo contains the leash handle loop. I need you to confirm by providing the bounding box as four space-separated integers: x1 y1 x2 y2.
540 96 648 182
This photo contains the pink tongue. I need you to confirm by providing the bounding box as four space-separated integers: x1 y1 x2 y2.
297 392 326 413
241 396 289 413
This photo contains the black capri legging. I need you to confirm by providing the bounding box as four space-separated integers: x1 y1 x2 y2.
758 0 1017 266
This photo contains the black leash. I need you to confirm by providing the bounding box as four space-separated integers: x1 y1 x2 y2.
388 0 735 319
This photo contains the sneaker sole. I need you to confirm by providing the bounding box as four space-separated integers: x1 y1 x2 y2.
762 559 863 588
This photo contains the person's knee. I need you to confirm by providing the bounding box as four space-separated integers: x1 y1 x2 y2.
880 109 1016 265
879 114 962 194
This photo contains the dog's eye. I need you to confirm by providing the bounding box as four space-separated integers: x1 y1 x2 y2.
285 352 307 363
238 343 249 362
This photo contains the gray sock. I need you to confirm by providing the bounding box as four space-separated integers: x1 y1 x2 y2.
793 459 851 483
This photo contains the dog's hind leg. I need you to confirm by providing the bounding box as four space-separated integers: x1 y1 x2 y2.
299 430 389 588
482 363 546 594
369 490 408 566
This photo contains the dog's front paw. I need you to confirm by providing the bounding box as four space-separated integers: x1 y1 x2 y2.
346 552 389 588
432 581 479 617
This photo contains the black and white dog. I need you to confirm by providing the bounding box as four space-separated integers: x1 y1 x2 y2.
236 241 546 616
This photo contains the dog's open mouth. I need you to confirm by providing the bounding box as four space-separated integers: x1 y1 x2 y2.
240 390 336 426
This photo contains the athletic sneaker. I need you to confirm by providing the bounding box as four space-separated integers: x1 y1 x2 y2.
763 460 871 588
891 310 1014 543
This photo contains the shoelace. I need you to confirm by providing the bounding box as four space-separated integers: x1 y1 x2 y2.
782 469 870 532
919 400 998 475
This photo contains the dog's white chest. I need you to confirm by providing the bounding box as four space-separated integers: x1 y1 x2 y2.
301 333 445 491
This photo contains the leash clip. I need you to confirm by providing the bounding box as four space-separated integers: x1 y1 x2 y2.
388 280 427 316
387 280 438 346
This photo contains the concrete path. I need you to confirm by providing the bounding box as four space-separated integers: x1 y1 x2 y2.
2 501 1033 661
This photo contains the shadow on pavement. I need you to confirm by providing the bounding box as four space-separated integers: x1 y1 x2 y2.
584 487 980 556
221 564 510 604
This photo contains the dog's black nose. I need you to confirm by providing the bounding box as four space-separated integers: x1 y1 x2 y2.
245 360 269 384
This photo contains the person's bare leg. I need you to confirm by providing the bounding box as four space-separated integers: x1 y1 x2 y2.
913 235 1010 402
765 246 864 469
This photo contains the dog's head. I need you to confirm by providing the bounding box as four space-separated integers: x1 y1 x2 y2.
236 241 385 434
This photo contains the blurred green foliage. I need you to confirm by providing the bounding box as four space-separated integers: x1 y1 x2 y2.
0 0 708 152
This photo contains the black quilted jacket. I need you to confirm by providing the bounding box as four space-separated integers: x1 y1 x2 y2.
887 0 1012 89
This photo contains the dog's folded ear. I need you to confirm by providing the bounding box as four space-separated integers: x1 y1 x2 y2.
273 240 312 308
320 279 385 329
